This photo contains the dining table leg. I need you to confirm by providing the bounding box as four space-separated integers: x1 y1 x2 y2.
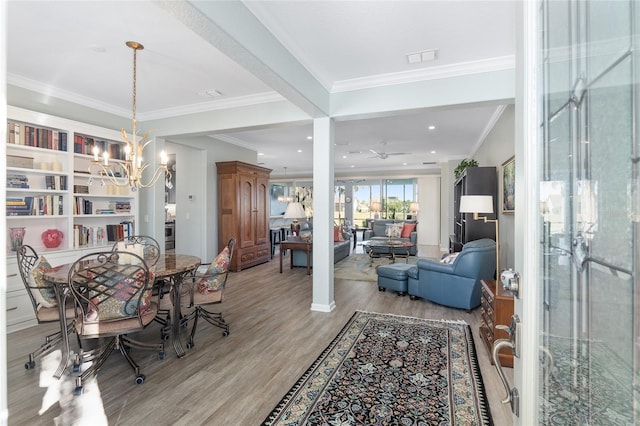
170 271 191 358
53 285 71 379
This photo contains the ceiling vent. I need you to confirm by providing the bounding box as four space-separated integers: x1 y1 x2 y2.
406 49 439 64
198 89 223 98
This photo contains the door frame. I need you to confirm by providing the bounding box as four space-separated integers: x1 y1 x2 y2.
514 0 541 423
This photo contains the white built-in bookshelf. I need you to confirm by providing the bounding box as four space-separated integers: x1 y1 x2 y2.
5 106 140 331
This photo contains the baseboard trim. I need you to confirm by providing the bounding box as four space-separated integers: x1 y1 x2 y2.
310 301 336 312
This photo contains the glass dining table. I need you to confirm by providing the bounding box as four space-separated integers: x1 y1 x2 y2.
43 253 201 377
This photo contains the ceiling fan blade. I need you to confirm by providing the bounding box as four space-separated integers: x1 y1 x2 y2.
347 150 363 154
369 149 380 156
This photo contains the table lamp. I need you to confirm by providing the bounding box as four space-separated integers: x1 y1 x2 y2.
409 202 420 219
284 202 306 235
370 202 382 219
459 195 499 275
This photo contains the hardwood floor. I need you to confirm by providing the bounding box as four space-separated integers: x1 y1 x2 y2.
6 249 513 425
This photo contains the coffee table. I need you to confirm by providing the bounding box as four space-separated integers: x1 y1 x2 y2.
362 239 415 266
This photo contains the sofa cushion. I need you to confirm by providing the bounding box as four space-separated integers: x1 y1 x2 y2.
387 223 403 238
401 222 416 238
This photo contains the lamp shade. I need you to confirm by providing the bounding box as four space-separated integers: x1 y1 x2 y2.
459 195 494 214
284 202 306 219
370 202 382 212
409 202 420 212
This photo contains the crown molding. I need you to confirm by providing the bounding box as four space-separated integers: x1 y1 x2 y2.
331 55 515 93
137 92 286 121
8 73 130 118
8 73 285 121
470 104 508 155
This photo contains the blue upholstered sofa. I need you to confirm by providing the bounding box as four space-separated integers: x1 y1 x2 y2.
407 238 496 311
363 219 417 255
291 222 351 267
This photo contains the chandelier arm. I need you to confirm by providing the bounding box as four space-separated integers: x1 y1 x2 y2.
136 166 169 188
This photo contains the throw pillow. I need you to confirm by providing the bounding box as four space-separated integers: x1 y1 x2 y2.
386 223 403 238
401 222 416 238
28 256 57 309
197 246 231 293
333 226 345 242
440 253 460 264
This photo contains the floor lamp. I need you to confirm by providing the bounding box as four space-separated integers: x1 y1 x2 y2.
459 195 499 275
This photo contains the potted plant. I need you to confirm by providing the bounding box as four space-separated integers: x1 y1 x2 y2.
454 158 478 179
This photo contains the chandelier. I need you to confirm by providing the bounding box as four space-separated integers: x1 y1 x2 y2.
90 41 170 190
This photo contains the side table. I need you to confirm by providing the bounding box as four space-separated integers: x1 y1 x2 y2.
280 240 313 275
480 279 515 367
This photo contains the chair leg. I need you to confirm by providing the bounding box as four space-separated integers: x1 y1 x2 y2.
25 320 75 371
74 337 117 395
196 307 230 337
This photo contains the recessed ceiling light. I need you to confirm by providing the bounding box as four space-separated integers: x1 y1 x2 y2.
88 44 106 53
342 155 347 159
403 162 407 166
297 149 302 153
350 165 355 168
258 152 264 156
307 136 313 140
428 125 436 130
198 89 223 98
431 150 436 154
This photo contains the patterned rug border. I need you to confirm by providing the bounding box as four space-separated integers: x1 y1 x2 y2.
262 310 493 425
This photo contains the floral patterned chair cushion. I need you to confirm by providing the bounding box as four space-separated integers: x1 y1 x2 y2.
28 256 57 309
197 247 230 294
85 266 155 321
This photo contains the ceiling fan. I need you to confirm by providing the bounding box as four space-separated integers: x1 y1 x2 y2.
367 141 409 159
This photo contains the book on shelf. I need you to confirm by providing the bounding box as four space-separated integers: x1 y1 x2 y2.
6 196 33 216
109 201 131 213
6 121 67 151
7 174 29 189
73 225 108 248
74 196 93 215
73 184 89 194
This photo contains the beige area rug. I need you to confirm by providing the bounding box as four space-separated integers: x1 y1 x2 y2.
333 253 418 282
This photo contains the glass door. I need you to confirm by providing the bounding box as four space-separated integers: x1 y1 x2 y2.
535 0 638 423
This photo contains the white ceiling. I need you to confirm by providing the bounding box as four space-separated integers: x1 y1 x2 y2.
7 1 516 178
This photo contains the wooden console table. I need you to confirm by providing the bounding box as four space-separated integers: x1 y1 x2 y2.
480 279 515 368
280 240 313 275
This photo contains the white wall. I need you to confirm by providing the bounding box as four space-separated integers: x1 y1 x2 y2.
473 104 516 270
416 176 441 246
165 136 255 261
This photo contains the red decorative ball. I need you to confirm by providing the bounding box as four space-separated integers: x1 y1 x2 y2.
42 229 64 248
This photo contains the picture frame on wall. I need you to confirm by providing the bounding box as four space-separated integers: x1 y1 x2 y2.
501 156 515 214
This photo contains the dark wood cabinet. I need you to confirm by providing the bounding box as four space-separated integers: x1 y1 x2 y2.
480 279 514 368
452 166 497 252
217 161 271 271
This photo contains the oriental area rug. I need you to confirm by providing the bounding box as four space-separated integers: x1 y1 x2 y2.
262 311 493 426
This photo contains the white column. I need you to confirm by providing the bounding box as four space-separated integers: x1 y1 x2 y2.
311 117 335 312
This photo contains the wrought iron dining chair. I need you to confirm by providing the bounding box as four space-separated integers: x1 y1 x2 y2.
180 238 236 349
111 235 161 266
67 250 164 395
112 235 171 339
17 245 75 373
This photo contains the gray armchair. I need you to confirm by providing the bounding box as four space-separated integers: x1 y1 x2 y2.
408 238 496 311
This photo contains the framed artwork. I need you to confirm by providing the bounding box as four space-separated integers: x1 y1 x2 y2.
501 156 515 214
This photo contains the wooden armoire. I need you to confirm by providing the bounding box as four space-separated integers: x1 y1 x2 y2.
216 161 272 271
